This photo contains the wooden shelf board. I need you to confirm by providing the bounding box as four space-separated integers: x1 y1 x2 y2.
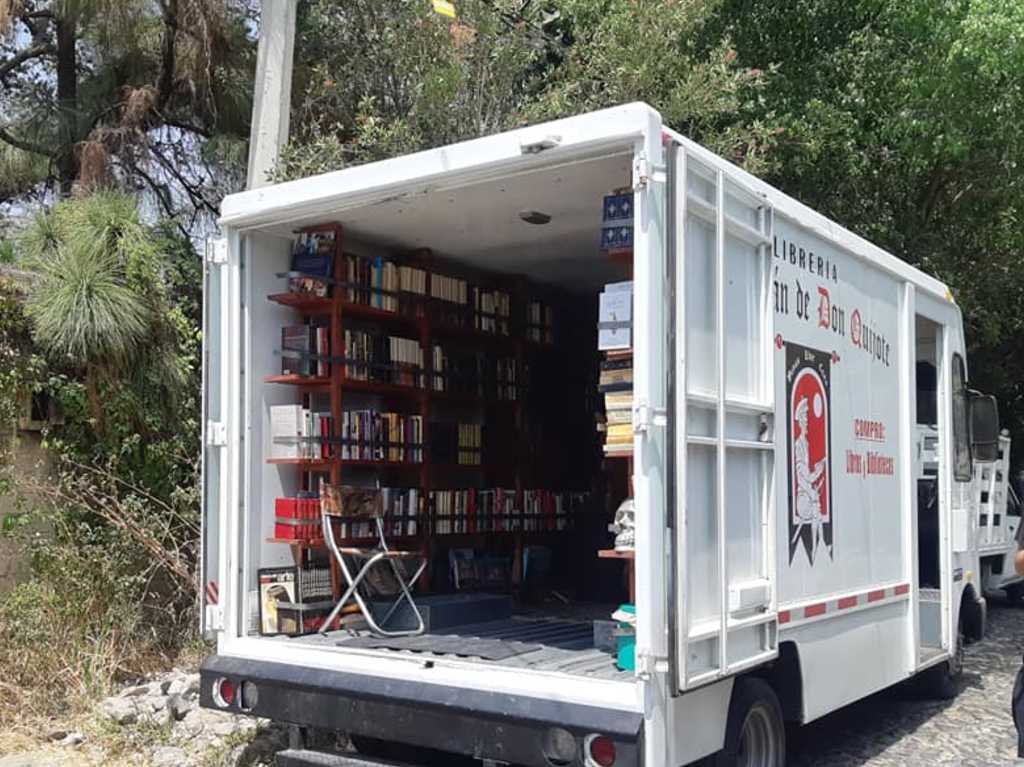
338 379 426 398
598 548 635 560
338 301 421 326
267 293 332 314
339 459 425 470
264 374 331 389
267 457 334 467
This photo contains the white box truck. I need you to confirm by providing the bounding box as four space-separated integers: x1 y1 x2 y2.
199 103 1004 767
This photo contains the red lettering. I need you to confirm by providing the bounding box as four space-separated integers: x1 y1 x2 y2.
817 287 831 329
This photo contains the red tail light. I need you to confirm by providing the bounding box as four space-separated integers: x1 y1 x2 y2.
586 734 617 766
214 677 236 707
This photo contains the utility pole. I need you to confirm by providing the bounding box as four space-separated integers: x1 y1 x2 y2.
246 0 298 189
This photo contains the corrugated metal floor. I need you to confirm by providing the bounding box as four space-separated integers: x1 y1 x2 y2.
289 615 631 681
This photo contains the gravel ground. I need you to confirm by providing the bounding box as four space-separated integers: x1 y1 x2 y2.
788 600 1024 766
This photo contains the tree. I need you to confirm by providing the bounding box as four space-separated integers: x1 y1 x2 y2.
0 0 254 224
275 0 553 180
717 0 1024 447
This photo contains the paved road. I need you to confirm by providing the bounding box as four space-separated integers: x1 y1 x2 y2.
788 600 1024 766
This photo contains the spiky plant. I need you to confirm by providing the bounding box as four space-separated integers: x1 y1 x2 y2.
20 192 169 429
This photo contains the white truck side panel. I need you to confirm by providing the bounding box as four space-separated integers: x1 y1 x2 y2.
772 212 904 601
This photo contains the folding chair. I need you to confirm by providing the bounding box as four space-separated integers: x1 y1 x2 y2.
318 484 427 637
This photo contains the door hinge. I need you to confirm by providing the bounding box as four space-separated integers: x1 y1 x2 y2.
204 604 224 632
206 420 227 447
633 153 666 191
205 237 228 264
634 400 668 435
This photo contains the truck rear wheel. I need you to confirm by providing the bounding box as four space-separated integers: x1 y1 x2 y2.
712 677 786 767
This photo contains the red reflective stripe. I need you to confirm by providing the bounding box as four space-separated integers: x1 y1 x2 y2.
837 596 858 609
778 610 791 624
804 603 827 618
206 581 219 605
893 583 910 596
867 589 885 602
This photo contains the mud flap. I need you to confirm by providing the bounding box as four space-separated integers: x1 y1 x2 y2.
1013 656 1024 757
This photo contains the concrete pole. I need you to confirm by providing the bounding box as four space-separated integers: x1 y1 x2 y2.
246 0 298 189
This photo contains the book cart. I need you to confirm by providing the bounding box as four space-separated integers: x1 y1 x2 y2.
263 223 592 630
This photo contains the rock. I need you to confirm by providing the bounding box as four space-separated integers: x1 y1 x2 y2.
182 674 201 699
101 695 139 725
44 728 67 741
0 753 60 767
160 678 174 695
167 692 195 721
121 684 150 697
150 746 191 767
58 732 84 747
151 696 167 712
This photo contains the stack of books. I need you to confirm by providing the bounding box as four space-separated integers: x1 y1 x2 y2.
340 410 424 462
270 404 334 460
281 324 330 378
598 281 633 456
288 231 336 296
342 329 424 387
274 494 322 540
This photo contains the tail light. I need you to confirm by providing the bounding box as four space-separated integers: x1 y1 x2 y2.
585 734 617 767
213 677 236 707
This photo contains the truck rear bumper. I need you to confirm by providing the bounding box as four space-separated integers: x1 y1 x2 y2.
200 654 642 767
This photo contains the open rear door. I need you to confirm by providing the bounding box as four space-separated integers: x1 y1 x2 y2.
200 236 229 635
670 141 778 690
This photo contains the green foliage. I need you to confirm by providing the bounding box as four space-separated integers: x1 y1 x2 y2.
274 0 551 180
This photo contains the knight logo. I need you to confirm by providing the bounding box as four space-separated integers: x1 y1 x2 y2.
785 343 834 565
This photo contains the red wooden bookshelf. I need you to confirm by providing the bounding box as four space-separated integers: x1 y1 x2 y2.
265 223 592 597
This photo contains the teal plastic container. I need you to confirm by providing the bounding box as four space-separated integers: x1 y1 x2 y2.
615 603 636 672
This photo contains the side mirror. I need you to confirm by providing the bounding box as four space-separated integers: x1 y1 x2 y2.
969 392 999 463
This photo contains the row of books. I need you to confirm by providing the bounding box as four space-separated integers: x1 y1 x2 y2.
526 299 554 344
270 405 333 460
341 253 428 313
341 410 424 463
282 325 331 378
430 345 518 400
271 486 589 541
473 287 511 335
342 329 424 387
432 489 588 534
283 237 555 344
430 422 483 466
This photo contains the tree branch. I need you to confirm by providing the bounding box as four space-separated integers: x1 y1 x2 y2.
155 0 178 111
0 42 55 81
0 125 52 157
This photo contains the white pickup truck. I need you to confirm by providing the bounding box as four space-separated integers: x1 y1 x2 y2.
198 103 1005 767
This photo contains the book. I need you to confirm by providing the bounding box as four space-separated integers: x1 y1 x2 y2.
599 367 633 385
598 284 632 350
270 404 303 459
342 329 423 388
606 424 632 440
606 408 632 425
604 392 633 410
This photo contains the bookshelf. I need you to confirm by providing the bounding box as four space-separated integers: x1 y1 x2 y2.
264 223 587 594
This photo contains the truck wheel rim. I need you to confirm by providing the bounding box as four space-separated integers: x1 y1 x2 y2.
738 704 779 767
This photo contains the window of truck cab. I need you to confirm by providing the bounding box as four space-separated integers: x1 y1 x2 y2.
952 353 971 481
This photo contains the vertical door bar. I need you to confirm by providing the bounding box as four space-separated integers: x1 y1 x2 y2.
673 145 689 689
715 170 728 673
899 282 919 672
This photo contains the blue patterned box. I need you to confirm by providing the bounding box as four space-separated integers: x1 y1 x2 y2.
602 191 634 251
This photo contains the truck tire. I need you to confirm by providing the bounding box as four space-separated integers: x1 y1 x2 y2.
917 626 964 700
1006 582 1024 606
712 677 786 767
